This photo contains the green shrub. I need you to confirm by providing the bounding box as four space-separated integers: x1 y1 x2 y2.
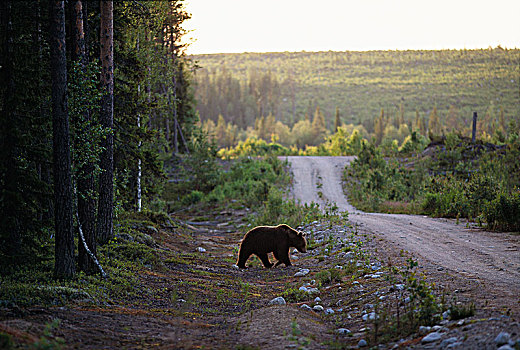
347 136 519 231
315 270 332 286
484 191 520 231
399 131 428 154
109 240 159 267
422 185 471 218
217 137 297 158
346 142 428 212
0 333 13 350
205 156 291 207
421 192 440 215
282 288 310 303
250 187 323 228
449 303 476 320
182 190 204 206
119 210 171 226
467 173 499 214
315 268 344 286
329 267 344 283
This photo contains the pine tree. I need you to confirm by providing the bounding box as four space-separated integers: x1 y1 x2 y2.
414 109 420 131
215 114 227 147
498 107 506 134
311 106 326 144
428 107 441 138
374 108 385 145
312 106 326 130
334 106 341 131
0 0 60 271
97 0 114 245
414 109 427 136
265 114 276 139
399 102 405 126
445 105 460 134
69 0 97 274
50 0 75 279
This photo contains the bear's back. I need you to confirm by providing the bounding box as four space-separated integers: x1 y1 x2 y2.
243 226 286 253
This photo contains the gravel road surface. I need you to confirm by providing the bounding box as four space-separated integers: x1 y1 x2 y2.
283 156 520 304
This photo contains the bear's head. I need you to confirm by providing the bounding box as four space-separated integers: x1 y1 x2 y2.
279 224 307 253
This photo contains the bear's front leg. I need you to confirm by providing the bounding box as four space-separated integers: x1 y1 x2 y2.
273 251 282 267
237 249 251 268
277 247 292 266
256 253 273 268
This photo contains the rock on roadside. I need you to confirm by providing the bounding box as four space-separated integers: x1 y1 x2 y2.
268 297 286 306
422 332 443 344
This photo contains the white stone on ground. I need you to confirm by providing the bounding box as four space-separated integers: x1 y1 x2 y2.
358 339 367 347
336 328 351 335
294 268 310 277
268 296 286 305
421 332 442 343
313 305 324 312
495 332 511 346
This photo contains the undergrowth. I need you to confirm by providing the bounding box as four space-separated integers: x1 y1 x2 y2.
0 213 165 308
345 133 520 231
365 257 447 345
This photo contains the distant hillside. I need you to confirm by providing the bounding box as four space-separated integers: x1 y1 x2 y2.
190 49 519 133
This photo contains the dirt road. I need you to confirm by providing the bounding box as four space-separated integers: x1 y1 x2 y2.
284 156 520 304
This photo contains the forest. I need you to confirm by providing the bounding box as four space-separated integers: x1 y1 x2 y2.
192 49 519 149
0 0 198 278
1 1 519 348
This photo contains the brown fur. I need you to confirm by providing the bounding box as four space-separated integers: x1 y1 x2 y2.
236 224 307 268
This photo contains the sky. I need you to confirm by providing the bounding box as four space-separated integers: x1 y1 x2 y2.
182 0 520 54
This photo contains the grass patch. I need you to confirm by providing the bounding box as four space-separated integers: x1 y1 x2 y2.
282 288 311 303
449 303 476 320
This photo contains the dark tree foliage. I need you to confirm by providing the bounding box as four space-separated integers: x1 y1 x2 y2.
0 0 53 269
174 59 199 148
0 0 197 275
112 1 197 211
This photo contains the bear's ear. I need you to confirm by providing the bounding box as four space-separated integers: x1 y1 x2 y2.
286 227 298 237
299 231 306 237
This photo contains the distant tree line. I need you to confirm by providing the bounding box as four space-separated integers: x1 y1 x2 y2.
201 102 514 152
192 49 518 149
0 0 197 278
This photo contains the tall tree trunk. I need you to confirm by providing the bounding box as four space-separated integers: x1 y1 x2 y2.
0 0 22 262
172 63 179 155
136 35 142 212
137 112 142 212
71 0 97 273
145 29 153 130
82 0 88 58
97 0 114 245
50 0 75 279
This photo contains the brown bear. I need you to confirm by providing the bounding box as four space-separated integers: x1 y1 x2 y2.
236 224 307 268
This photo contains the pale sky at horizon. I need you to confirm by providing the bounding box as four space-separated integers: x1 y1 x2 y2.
182 0 520 54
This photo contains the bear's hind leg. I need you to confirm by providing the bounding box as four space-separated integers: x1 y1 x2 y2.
256 253 273 268
273 251 283 267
